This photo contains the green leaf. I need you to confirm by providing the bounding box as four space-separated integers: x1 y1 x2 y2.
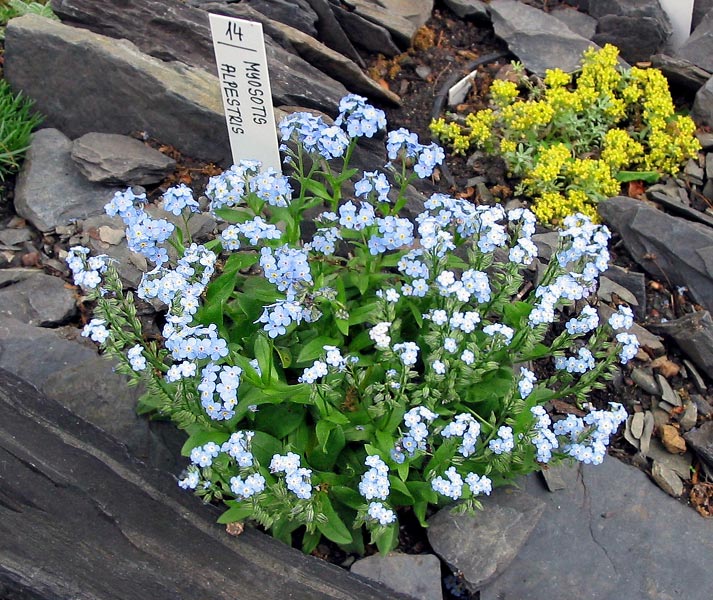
253 335 273 383
181 430 231 457
316 420 337 452
503 301 532 328
330 485 364 510
214 207 255 223
336 317 349 336
136 391 163 415
295 335 340 365
614 170 660 184
316 496 353 545
302 529 321 554
254 403 306 439
309 423 346 471
217 502 253 524
250 430 283 465
388 475 414 505
301 178 333 202
347 302 380 326
406 480 438 505
274 345 292 369
397 460 410 481
374 523 399 555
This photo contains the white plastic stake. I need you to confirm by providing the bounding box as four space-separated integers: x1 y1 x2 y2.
209 13 282 173
659 0 694 52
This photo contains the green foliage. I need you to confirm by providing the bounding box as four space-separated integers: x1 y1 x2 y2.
74 99 634 556
0 80 43 180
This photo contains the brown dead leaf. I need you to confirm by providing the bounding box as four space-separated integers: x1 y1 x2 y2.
21 251 41 267
690 482 713 517
225 522 245 536
651 356 680 378
627 181 646 198
412 25 436 51
550 399 586 417
378 78 391 92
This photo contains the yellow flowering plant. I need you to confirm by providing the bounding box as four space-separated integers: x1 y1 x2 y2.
430 45 701 225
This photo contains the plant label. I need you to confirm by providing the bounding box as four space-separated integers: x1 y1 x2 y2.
209 13 282 173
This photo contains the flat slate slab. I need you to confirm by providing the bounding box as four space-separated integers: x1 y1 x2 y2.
0 368 409 600
481 459 713 599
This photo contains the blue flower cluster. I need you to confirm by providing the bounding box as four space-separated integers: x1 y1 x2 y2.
270 452 313 500
518 367 536 399
391 406 438 463
552 403 628 464
431 466 463 500
66 246 109 289
367 501 396 525
530 406 559 463
489 426 515 455
386 128 444 178
198 364 243 420
335 94 387 139
107 188 175 265
221 216 282 250
554 346 595 374
441 413 481 457
205 161 258 211
565 305 599 335
82 318 110 344
358 455 391 501
162 183 200 215
529 214 611 326
355 170 391 203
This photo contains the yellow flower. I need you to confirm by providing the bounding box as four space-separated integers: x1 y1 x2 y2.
490 80 520 107
544 68 571 88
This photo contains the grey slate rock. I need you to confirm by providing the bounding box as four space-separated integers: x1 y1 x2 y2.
71 132 176 185
242 0 319 37
551 7 598 40
651 53 712 91
647 311 713 375
14 128 121 232
0 316 177 469
49 0 346 117
442 0 489 20
304 0 365 67
684 420 713 471
601 264 646 314
0 272 76 326
693 0 713 30
651 461 684 497
427 488 546 592
5 15 231 164
589 0 672 63
644 437 693 479
331 3 401 57
631 368 660 395
482 459 713 600
0 227 32 246
351 553 443 600
677 6 713 72
488 0 598 75
599 196 713 315
332 0 431 46
692 71 713 125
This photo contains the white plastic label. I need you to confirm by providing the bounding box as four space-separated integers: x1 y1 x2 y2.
209 13 282 173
